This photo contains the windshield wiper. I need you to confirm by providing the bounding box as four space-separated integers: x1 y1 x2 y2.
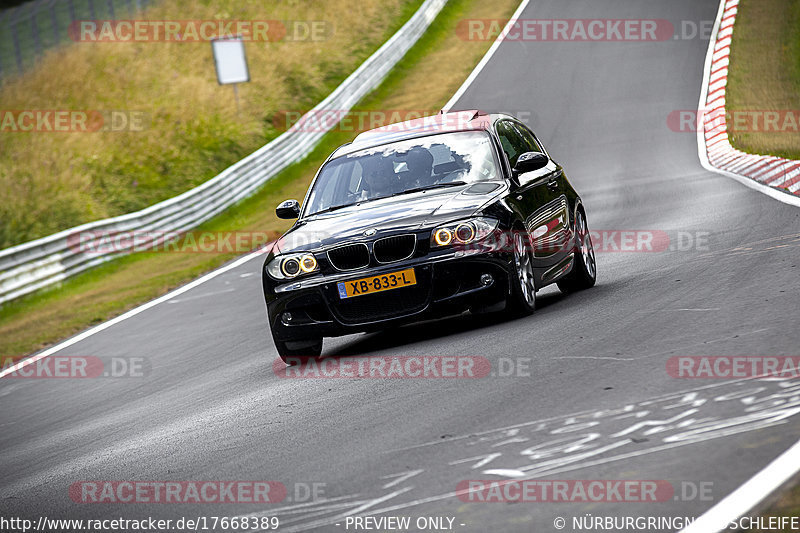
309 203 356 216
391 181 467 197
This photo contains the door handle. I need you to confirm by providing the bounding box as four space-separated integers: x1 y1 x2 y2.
546 178 559 191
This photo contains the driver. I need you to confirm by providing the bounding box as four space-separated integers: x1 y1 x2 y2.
360 155 398 199
404 146 434 189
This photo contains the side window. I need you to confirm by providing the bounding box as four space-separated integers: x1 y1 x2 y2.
496 120 528 168
513 122 544 153
346 161 363 194
313 160 356 208
315 163 343 208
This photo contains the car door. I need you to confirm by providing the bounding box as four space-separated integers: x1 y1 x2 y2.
496 120 570 269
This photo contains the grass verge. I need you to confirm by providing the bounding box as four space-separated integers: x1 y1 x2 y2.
0 0 523 364
758 482 800 532
726 0 800 161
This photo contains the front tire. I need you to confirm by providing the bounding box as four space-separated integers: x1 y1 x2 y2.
557 208 596 293
273 337 323 365
507 230 536 316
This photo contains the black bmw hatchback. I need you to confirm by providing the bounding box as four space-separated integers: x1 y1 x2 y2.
262 110 596 362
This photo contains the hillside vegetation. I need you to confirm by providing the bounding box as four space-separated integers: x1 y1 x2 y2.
0 0 420 249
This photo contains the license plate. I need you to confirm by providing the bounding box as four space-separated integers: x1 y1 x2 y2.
337 268 416 299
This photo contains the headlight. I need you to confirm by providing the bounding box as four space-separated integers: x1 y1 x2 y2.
299 254 317 273
434 228 453 246
266 252 320 280
430 217 499 248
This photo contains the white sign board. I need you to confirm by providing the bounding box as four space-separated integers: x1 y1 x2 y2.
211 36 250 85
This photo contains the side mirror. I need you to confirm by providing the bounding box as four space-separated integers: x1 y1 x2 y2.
276 199 301 219
513 151 549 175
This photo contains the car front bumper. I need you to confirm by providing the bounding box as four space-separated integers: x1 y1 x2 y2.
265 251 514 342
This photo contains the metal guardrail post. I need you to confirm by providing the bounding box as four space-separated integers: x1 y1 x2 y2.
32 12 41 57
50 3 59 46
12 23 24 74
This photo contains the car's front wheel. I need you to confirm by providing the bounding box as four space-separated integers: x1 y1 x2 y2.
507 230 536 316
273 337 323 365
557 208 596 293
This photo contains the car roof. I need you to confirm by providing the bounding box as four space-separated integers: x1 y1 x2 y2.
330 110 504 159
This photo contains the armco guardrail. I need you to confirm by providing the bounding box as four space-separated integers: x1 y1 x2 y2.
0 0 150 78
0 0 447 305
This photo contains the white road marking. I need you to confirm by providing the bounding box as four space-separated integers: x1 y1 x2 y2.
482 468 525 478
680 439 800 532
381 469 424 489
278 405 799 531
449 453 502 469
382 378 771 454
441 0 532 112
0 249 266 379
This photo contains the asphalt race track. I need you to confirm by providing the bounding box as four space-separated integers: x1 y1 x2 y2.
2 0 800 531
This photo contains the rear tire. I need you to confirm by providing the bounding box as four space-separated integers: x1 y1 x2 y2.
507 230 536 316
557 208 596 293
274 338 323 365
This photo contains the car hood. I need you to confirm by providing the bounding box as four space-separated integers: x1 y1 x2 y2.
273 183 506 253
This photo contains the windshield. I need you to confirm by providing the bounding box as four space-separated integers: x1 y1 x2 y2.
303 131 500 216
